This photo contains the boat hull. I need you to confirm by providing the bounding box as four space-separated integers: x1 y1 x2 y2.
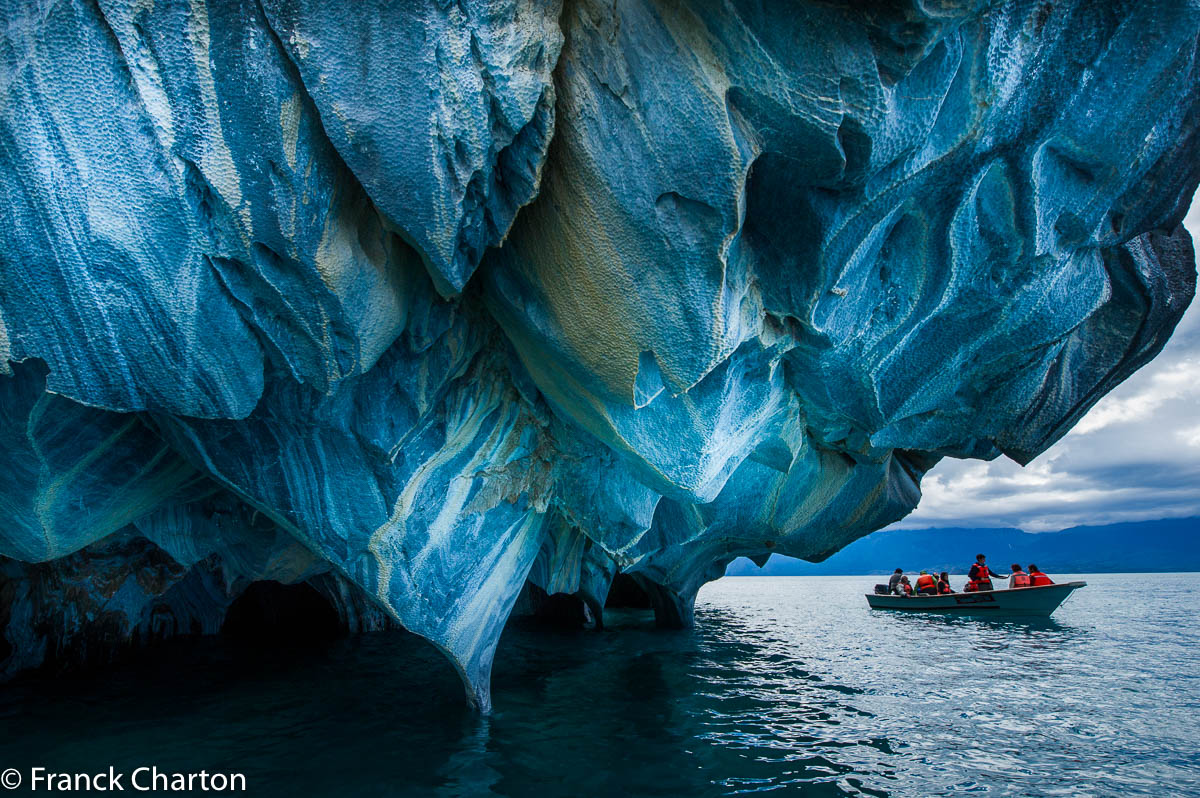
865 581 1086 617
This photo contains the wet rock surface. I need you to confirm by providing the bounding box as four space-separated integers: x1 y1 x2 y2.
0 0 1197 708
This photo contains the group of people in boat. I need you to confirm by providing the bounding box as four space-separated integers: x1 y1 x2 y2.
888 554 1054 596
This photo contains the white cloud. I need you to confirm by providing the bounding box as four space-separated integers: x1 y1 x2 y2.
1177 424 1200 448
1070 359 1200 434
894 191 1200 532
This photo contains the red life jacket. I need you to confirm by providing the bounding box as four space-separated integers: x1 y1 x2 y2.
1030 571 1053 586
938 581 951 594
972 563 992 582
901 582 913 595
1011 572 1030 587
916 574 936 592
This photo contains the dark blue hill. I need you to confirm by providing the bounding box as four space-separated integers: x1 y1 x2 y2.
724 517 1200 576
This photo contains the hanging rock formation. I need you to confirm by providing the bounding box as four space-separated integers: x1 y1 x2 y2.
1 0 1198 709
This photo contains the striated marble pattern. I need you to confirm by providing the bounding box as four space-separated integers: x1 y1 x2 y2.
0 0 1198 709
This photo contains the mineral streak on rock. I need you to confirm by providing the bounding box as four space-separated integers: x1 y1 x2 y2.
0 0 1197 709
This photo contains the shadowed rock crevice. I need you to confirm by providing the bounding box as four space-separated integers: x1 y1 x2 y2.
221 581 343 644
513 582 595 630
630 576 697 630
602 573 694 629
0 532 403 680
604 573 654 610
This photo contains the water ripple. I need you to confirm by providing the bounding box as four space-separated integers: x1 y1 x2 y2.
2 575 1199 796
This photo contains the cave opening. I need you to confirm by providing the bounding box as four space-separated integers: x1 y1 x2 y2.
536 591 593 629
604 573 654 609
221 581 343 644
604 573 694 629
513 582 595 629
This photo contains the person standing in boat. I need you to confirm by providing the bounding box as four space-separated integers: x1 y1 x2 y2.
966 554 1007 591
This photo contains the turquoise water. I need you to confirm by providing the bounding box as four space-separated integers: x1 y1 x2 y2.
2 574 1198 796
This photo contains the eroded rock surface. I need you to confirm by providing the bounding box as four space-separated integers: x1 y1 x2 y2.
1 0 1198 709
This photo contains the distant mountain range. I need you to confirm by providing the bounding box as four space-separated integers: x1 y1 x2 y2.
724 517 1200 576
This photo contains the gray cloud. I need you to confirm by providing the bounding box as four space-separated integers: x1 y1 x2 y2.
895 194 1200 532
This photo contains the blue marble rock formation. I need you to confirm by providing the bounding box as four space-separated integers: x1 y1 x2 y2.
1 0 1198 709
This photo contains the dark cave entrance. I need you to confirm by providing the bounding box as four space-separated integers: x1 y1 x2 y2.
221 581 343 644
605 573 693 629
515 583 595 629
604 573 654 609
535 591 593 629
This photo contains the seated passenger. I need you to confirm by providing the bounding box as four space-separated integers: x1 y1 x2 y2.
1009 563 1030 588
899 576 913 596
915 570 938 595
937 572 953 594
888 568 904 595
1028 564 1054 586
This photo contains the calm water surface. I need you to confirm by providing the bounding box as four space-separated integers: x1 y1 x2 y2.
2 574 1198 797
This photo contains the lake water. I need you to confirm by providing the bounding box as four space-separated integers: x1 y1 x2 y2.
2 574 1198 796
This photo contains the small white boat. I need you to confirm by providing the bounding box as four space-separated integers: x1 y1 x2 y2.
865 581 1086 617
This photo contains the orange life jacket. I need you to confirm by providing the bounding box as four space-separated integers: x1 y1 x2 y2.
938 581 951 594
1030 571 1053 586
901 582 913 595
963 580 977 592
916 574 936 592
972 563 992 582
1011 572 1030 587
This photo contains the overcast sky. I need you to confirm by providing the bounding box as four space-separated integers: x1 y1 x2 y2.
894 193 1200 532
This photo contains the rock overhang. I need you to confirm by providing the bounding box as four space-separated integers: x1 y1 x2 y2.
0 0 1197 709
